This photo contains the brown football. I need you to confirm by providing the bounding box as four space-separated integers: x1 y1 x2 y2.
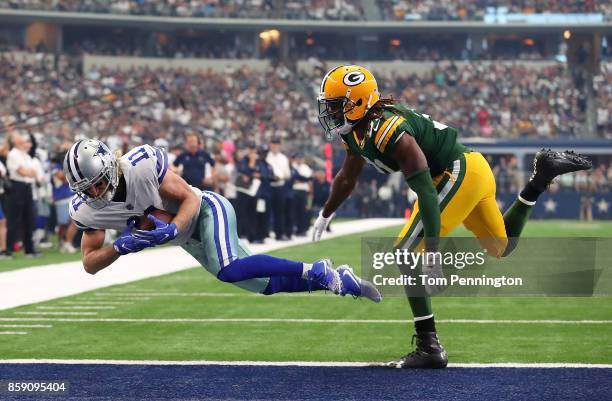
137 208 176 231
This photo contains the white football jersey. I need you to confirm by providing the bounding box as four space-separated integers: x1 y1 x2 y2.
69 145 201 245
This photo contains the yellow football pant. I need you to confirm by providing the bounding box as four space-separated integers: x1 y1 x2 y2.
397 152 508 257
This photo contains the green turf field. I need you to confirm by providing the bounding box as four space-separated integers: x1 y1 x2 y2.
0 220 610 363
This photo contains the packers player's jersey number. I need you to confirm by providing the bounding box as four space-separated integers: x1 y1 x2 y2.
364 157 395 174
420 112 449 131
363 119 397 174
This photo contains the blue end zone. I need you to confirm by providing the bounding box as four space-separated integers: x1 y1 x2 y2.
0 364 610 401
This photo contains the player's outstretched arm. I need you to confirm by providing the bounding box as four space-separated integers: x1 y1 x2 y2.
393 134 440 251
81 229 119 275
312 151 364 241
158 169 201 234
322 151 364 218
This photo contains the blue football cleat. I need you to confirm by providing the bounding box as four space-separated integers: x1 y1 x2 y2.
337 265 382 303
308 259 341 294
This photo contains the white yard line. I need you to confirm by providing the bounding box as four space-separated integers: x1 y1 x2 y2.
14 312 99 316
442 319 612 324
0 219 404 311
0 359 610 368
92 294 151 299
0 325 51 328
0 331 28 335
0 317 609 324
62 301 133 305
36 306 116 310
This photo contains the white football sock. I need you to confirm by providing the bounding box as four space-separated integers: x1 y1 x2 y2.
302 263 313 279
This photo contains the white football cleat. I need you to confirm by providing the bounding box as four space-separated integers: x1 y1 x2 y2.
336 265 382 303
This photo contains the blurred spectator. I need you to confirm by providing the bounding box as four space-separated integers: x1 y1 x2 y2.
30 133 53 250
312 170 329 209
236 142 272 243
5 132 39 258
253 145 274 243
266 138 291 240
290 152 312 237
212 150 237 206
235 142 257 240
51 147 77 253
575 170 595 221
0 158 6 258
172 132 215 191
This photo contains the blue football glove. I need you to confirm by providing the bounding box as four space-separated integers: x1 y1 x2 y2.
113 222 154 256
133 214 178 245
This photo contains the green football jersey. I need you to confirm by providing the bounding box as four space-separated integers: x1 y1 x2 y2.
340 104 468 176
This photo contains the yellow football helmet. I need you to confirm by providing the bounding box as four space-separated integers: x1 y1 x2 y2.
318 65 380 140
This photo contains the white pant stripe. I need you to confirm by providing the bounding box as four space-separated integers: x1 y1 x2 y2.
202 192 231 267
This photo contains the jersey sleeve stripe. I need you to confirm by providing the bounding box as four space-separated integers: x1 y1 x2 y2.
375 115 399 149
380 117 405 152
374 116 397 146
155 148 169 184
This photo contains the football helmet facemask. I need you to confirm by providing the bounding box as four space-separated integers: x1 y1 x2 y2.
318 65 380 141
63 139 119 210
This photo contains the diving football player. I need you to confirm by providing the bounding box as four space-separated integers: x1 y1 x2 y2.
65 139 381 301
312 65 591 368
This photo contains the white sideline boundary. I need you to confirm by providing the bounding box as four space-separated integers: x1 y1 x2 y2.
0 359 610 369
93 291 336 300
0 317 610 324
0 218 404 311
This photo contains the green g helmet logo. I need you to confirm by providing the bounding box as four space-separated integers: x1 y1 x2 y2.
343 71 366 86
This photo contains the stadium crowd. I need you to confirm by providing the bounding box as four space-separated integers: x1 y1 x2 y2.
0 54 320 152
377 0 611 21
388 62 597 138
1 53 605 158
2 0 609 20
0 0 365 20
65 34 255 59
